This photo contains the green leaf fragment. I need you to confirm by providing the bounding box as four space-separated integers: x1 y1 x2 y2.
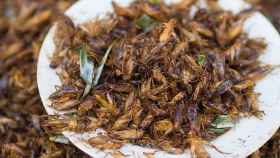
264 13 273 22
197 54 206 66
79 46 94 98
78 42 115 98
208 128 226 134
135 15 157 32
209 115 234 134
211 115 234 129
83 84 92 99
93 42 115 86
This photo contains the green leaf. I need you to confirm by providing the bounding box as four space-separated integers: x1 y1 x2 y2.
135 15 157 32
209 115 234 135
148 0 161 5
79 46 94 98
208 128 226 134
197 54 206 66
211 115 234 129
93 42 115 86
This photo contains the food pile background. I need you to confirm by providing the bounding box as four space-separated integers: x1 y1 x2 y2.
0 0 279 157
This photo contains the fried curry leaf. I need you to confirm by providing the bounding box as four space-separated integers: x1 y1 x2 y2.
135 14 157 32
79 46 94 98
197 54 206 66
93 42 114 86
211 115 234 129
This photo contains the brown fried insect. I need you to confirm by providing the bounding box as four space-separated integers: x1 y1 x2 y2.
95 94 118 114
233 80 255 91
160 19 176 43
188 134 210 158
112 114 131 130
89 135 123 150
174 102 185 129
110 129 144 140
152 119 174 137
157 140 184 154
190 22 214 38
214 80 233 96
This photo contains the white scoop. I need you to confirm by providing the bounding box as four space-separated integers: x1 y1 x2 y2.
37 0 280 157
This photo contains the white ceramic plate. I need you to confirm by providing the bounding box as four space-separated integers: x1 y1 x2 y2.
37 0 280 157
